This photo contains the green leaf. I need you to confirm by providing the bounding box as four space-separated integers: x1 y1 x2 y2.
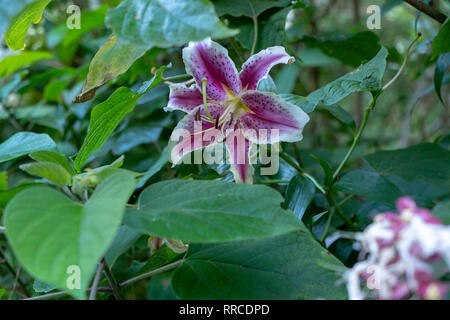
4 171 135 299
172 230 347 299
214 0 291 17
29 150 74 175
74 35 148 103
316 104 355 129
365 143 450 190
112 126 162 155
310 154 334 188
434 53 449 106
0 51 53 78
432 18 450 59
74 87 141 171
138 245 183 275
33 279 56 293
124 179 303 243
19 162 71 187
104 225 142 267
105 0 237 49
234 7 290 53
0 132 56 163
301 31 381 67
284 174 316 219
432 200 450 225
136 146 168 188
57 5 107 63
334 168 402 208
0 0 35 35
5 0 51 50
307 47 388 109
0 172 6 191
135 65 168 95
147 272 177 300
0 184 41 210
279 93 315 113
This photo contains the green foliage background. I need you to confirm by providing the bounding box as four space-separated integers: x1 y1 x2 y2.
0 0 448 300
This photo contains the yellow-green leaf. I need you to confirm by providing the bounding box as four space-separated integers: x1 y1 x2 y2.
5 0 51 50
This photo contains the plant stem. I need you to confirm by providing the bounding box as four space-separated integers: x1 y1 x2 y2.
254 179 290 184
403 0 447 23
333 100 374 180
119 259 184 287
24 286 113 300
248 0 258 56
89 260 105 300
279 152 326 193
0 247 29 297
201 78 213 120
326 193 359 231
320 207 335 242
23 260 184 300
102 260 123 300
162 74 192 82
0 226 5 233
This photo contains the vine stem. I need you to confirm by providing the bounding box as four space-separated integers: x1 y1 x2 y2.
279 152 326 193
333 99 375 180
119 259 184 287
22 259 184 300
333 33 421 180
254 179 290 184
162 74 192 82
89 260 105 300
248 0 258 56
0 247 29 297
102 259 123 300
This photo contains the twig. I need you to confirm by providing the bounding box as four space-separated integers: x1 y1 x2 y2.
0 247 29 297
248 0 258 55
403 0 447 23
24 286 112 300
162 74 192 82
279 152 326 194
23 259 184 300
119 259 184 287
89 260 105 300
102 259 123 300
254 179 290 184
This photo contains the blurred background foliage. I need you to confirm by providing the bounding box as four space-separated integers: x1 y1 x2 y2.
0 0 448 299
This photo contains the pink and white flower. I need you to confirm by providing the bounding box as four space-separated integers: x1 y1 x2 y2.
344 197 450 300
165 38 309 183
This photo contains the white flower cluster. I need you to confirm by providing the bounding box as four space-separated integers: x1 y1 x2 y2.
345 197 450 300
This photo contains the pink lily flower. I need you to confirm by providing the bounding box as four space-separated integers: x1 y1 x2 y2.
165 38 309 183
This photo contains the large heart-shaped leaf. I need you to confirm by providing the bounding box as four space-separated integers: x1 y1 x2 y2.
172 230 348 299
124 179 302 242
4 171 135 299
365 143 450 189
105 0 237 49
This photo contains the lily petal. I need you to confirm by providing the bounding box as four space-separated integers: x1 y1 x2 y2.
225 126 254 184
165 83 203 112
169 103 230 165
240 46 294 90
183 38 241 101
240 91 309 143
